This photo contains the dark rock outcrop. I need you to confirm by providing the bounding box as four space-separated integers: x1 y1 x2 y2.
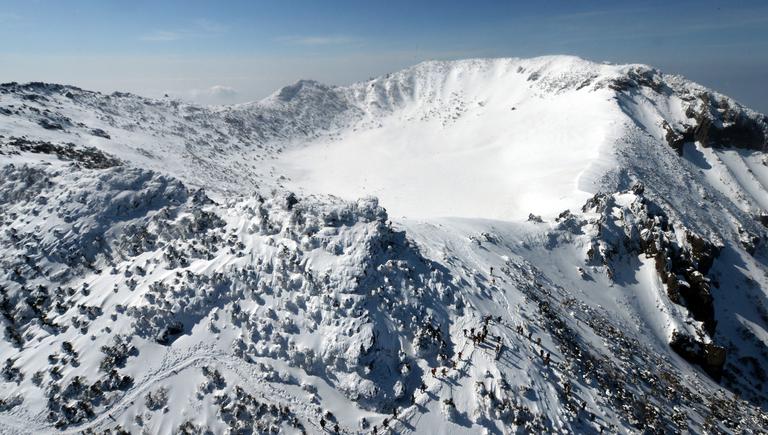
670 330 727 381
0 137 121 169
90 128 111 139
38 119 64 130
663 92 768 152
607 66 666 94
662 121 692 155
583 188 727 379
636 202 721 337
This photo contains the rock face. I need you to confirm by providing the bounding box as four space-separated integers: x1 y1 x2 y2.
662 120 690 155
663 91 768 152
600 63 768 153
685 93 768 151
605 65 666 94
659 230 721 336
669 331 727 381
638 216 726 380
581 187 727 379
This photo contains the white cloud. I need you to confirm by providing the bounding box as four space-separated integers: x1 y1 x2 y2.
276 35 357 46
140 31 182 42
208 85 237 98
193 18 228 34
187 85 238 104
139 19 227 42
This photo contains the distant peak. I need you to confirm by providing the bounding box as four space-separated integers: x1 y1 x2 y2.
272 79 333 103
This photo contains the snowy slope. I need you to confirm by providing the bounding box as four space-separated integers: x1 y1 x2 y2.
278 57 619 220
2 56 768 434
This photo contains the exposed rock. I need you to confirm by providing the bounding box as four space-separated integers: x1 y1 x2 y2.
38 119 64 130
606 66 666 94
670 330 726 381
90 128 111 139
757 211 768 228
662 121 692 155
582 188 726 377
663 92 768 152
1 137 121 169
527 213 543 223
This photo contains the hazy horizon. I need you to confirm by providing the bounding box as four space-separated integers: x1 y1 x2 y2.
1 0 767 112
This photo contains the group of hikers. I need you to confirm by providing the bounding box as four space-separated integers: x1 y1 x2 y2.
514 320 551 365
318 418 339 433
463 314 505 359
317 266 568 433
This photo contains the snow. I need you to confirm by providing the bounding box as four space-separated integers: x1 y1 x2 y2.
278 83 618 220
1 56 768 434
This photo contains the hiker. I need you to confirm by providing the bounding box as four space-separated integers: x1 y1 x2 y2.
457 351 462 360
320 418 326 430
420 382 427 392
431 367 437 377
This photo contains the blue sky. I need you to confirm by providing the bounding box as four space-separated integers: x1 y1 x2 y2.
1 0 767 111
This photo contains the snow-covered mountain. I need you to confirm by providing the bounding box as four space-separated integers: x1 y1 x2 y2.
1 55 768 434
